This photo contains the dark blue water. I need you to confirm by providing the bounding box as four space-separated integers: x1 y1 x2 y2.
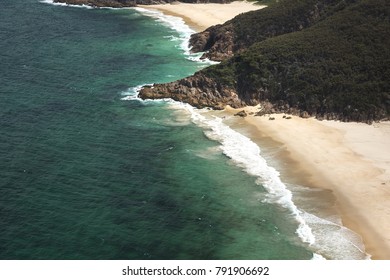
1 0 364 260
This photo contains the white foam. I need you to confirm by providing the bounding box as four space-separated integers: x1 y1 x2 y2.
153 102 193 126
120 84 153 101
123 93 370 260
42 1 217 65
172 105 316 246
163 35 180 42
134 7 217 65
45 0 369 260
134 7 192 53
40 0 93 9
311 253 327 260
41 0 132 10
301 211 370 260
164 103 373 260
120 84 177 107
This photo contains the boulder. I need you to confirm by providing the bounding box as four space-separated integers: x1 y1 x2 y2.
234 110 247 117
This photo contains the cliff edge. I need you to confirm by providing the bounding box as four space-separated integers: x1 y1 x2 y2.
140 0 390 123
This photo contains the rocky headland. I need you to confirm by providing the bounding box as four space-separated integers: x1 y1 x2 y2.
57 0 390 123
52 0 390 259
140 0 390 123
139 73 243 110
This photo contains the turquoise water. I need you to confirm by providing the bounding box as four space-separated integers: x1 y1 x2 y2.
0 0 366 260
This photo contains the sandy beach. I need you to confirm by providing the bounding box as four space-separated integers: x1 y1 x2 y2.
216 106 390 259
139 1 266 31
139 1 390 259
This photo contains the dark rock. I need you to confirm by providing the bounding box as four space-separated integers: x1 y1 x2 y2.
57 0 390 124
139 72 244 109
299 111 310 118
255 111 265 117
189 23 235 61
234 110 247 117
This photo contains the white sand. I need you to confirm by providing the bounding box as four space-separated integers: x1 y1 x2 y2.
139 1 266 31
139 0 390 259
221 107 390 259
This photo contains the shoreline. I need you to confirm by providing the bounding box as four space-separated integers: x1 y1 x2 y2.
217 106 390 259
135 1 390 259
138 1 266 32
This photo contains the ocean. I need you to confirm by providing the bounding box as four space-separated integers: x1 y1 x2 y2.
0 0 368 260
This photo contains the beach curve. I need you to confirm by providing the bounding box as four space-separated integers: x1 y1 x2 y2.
138 1 266 32
135 1 390 259
220 106 390 259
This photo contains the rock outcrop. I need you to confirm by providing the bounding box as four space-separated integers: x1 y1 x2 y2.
139 73 244 109
189 0 339 61
141 0 389 124
234 110 247 117
55 0 390 124
189 23 235 61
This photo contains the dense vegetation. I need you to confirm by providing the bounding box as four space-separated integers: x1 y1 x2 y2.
58 0 390 122
201 0 390 122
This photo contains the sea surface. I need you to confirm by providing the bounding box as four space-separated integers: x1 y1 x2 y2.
0 0 368 259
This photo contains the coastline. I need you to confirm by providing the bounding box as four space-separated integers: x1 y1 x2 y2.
136 1 390 259
29 0 390 261
138 1 266 32
217 106 390 259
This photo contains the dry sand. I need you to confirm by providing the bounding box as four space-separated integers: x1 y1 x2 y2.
221 106 390 259
139 1 266 31
139 1 390 259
